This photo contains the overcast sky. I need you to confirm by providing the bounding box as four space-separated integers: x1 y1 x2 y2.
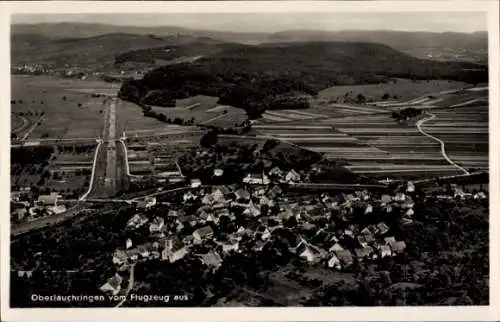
12 12 487 33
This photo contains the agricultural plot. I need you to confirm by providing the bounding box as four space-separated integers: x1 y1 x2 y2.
318 79 471 105
11 75 107 140
420 105 489 172
45 147 96 196
175 95 219 110
116 99 187 135
369 85 488 110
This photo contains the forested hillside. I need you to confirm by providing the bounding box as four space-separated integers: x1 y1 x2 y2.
119 41 488 118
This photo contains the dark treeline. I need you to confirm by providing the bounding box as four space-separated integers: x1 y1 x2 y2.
391 107 423 121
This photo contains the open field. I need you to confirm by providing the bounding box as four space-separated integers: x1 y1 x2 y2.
11 75 110 139
317 78 473 103
175 95 219 110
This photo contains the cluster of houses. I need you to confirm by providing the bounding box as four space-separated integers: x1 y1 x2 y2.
97 178 489 295
10 190 67 222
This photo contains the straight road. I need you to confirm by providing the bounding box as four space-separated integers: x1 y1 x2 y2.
84 97 128 198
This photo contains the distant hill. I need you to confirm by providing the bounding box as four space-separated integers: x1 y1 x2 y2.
119 41 487 118
11 23 269 44
268 30 487 51
267 30 488 63
11 32 237 69
12 23 488 62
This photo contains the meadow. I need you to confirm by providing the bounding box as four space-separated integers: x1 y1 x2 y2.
11 75 110 140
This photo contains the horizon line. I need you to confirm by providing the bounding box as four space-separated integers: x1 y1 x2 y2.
10 22 488 35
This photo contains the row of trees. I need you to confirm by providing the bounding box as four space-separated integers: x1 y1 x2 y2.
142 105 196 126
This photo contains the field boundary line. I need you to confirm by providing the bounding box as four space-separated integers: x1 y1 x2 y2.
416 113 470 175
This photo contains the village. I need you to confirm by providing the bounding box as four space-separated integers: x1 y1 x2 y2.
98 166 488 296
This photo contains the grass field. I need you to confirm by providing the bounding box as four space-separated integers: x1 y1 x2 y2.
11 75 110 139
317 78 473 103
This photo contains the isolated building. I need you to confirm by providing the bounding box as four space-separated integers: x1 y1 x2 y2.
37 193 59 207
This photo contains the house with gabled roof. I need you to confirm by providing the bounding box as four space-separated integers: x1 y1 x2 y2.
202 194 215 206
162 236 188 263
243 201 261 217
149 216 165 233
243 173 270 185
234 188 251 202
218 239 240 254
266 185 283 199
380 194 392 206
137 243 156 258
394 192 406 202
168 209 185 218
127 213 149 229
213 168 224 177
183 191 197 202
199 252 222 270
327 253 341 269
99 273 123 295
193 226 214 244
355 246 375 261
389 241 406 254
190 179 202 188
474 191 487 200
328 242 344 253
269 166 284 178
37 193 59 207
335 249 354 267
384 236 396 245
375 222 390 235
112 249 128 266
379 245 392 258
284 169 301 183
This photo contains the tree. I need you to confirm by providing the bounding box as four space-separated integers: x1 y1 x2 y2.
356 93 366 103
62 96 66 101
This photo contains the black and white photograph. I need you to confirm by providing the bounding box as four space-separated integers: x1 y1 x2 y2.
1 1 499 321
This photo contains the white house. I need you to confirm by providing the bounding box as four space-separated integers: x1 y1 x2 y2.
149 217 165 233
127 213 149 229
213 168 224 177
190 179 202 188
183 191 197 202
284 169 301 183
327 254 341 269
219 240 240 254
162 237 188 263
243 173 270 185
